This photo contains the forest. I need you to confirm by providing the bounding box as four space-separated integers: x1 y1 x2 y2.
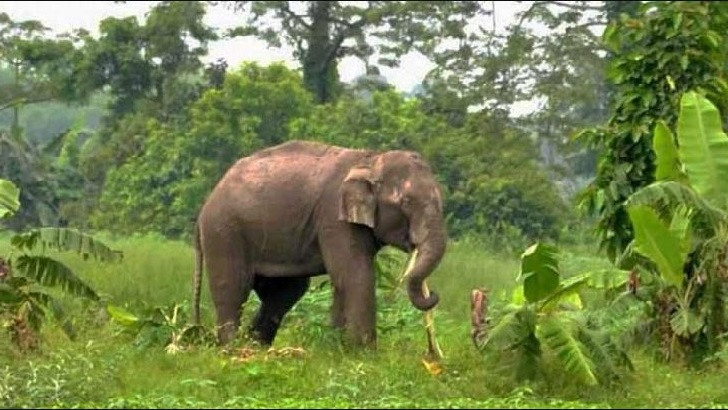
2 1 728 408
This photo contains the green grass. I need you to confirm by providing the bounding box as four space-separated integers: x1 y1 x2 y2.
1 233 728 409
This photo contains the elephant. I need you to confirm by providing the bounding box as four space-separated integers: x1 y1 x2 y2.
191 140 447 348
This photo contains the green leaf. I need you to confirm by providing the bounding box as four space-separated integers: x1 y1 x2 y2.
670 307 703 337
582 269 631 290
15 255 100 301
602 23 619 51
627 205 686 288
12 228 123 263
31 291 75 340
539 268 631 313
0 178 21 220
511 285 526 306
653 120 686 182
518 243 560 304
577 327 634 380
669 205 693 260
106 304 142 328
539 275 588 313
626 181 727 237
677 91 728 206
0 285 22 304
483 306 536 352
538 315 598 386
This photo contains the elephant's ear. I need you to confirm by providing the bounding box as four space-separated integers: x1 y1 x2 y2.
339 166 377 229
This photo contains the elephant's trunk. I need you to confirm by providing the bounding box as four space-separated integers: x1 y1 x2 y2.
406 207 446 311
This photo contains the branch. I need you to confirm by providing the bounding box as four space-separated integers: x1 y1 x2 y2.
322 9 371 70
518 0 604 27
0 95 54 113
329 1 376 29
279 1 311 30
546 1 603 12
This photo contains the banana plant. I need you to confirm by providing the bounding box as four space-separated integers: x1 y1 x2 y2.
624 90 728 362
1 178 122 352
106 301 216 353
478 242 633 386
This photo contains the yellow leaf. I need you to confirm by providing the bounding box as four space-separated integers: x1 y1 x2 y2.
422 357 444 376
666 75 675 91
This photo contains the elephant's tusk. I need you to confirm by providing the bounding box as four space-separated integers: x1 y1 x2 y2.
401 249 445 363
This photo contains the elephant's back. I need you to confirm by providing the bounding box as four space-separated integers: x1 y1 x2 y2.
206 140 365 220
199 140 365 263
245 139 364 161
222 140 370 187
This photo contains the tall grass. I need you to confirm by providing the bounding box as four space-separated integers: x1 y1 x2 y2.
1 233 728 408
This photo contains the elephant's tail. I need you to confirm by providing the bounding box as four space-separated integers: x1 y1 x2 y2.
192 220 203 326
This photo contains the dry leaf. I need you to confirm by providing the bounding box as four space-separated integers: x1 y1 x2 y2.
421 357 444 376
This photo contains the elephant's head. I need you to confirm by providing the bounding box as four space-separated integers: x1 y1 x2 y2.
338 150 447 311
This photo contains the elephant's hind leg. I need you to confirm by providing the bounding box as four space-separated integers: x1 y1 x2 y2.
249 275 311 346
202 229 253 346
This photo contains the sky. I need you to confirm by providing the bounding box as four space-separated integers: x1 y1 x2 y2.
0 1 530 95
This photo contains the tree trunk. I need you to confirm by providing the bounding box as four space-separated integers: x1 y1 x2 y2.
303 1 339 104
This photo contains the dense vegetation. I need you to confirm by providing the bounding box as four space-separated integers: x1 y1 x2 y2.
2 1 728 408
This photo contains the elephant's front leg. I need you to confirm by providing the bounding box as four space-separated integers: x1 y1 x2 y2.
331 286 345 330
319 225 378 348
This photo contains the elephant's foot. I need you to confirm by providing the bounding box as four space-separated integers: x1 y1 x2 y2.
343 325 377 350
247 317 280 347
330 310 346 330
216 321 240 347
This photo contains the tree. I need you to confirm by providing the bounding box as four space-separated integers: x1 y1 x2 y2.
71 1 218 119
0 178 122 353
478 242 632 386
93 62 313 238
61 1 222 228
288 89 569 249
623 91 728 365
0 12 97 231
224 1 490 103
421 1 640 200
0 13 78 133
577 1 728 263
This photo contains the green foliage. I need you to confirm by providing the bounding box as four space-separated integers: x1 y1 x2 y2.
94 62 313 238
53 1 224 224
71 1 217 118
628 205 686 288
652 120 687 183
230 1 490 103
106 302 215 351
676 91 728 207
440 112 571 250
0 12 86 116
290 91 569 250
0 178 121 353
479 242 633 387
578 1 728 262
290 88 445 151
4 236 728 408
622 91 728 364
519 243 560 304
0 179 20 220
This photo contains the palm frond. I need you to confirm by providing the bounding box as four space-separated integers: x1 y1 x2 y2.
11 228 123 263
30 291 75 340
0 285 22 305
15 255 100 301
538 315 598 386
0 179 21 220
577 326 634 384
626 181 727 238
482 306 536 352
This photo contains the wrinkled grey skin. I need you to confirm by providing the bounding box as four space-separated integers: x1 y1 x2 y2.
192 140 447 348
